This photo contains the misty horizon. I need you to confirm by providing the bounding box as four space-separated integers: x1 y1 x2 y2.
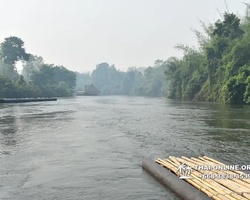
0 0 247 73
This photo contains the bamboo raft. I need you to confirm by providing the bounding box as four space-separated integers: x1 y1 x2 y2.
155 156 250 200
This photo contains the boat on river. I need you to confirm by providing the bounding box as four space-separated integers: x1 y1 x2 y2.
0 97 57 103
76 84 100 96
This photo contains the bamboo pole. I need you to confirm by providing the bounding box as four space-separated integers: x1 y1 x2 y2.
190 174 237 200
165 158 248 200
201 156 250 178
169 156 181 165
156 157 250 200
156 159 230 200
202 156 250 176
188 179 221 200
199 157 250 199
190 158 250 200
158 159 244 200
172 157 250 199
200 156 250 185
182 157 250 190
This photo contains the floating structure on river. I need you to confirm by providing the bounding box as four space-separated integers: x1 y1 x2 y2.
76 84 100 96
0 97 57 103
142 156 250 200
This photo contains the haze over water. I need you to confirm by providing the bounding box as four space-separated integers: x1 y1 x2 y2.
0 96 250 200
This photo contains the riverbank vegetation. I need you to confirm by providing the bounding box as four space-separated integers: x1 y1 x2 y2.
164 4 250 104
1 5 250 103
76 60 168 96
76 5 250 103
0 36 76 98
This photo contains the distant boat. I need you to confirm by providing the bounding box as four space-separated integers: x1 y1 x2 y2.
0 97 57 103
76 84 100 96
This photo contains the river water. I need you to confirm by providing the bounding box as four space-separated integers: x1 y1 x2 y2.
0 96 250 200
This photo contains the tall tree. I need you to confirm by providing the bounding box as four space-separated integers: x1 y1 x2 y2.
0 36 30 65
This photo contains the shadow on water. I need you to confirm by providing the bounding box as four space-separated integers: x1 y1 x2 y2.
201 103 250 142
204 104 250 129
166 99 250 130
0 114 18 148
23 110 75 120
163 99 250 162
0 115 17 135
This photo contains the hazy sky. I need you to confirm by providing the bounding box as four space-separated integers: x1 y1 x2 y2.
0 0 246 72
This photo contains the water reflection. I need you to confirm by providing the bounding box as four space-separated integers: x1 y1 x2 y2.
1 97 250 200
202 103 250 143
163 99 250 164
0 115 18 147
204 104 250 129
167 100 250 130
0 116 17 134
21 110 75 125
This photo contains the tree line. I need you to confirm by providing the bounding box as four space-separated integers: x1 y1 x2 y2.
0 36 167 98
75 60 168 96
164 4 250 104
76 5 250 103
1 4 250 104
0 36 76 98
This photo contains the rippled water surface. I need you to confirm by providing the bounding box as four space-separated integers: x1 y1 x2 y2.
0 96 250 200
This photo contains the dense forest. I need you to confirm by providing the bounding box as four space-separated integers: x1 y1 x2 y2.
0 36 76 98
75 60 168 96
1 5 250 104
76 5 250 103
164 5 250 104
0 36 167 98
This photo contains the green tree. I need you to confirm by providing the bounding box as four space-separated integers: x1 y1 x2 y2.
0 36 30 65
21 55 44 82
0 59 19 80
30 64 76 97
164 7 250 104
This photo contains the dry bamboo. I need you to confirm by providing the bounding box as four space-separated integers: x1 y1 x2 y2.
172 157 248 199
158 159 244 200
156 159 229 200
183 157 250 190
202 156 249 176
169 156 181 165
156 157 250 200
175 157 250 194
177 158 250 189
201 156 250 185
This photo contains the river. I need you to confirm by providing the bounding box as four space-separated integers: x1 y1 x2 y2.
0 96 250 200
